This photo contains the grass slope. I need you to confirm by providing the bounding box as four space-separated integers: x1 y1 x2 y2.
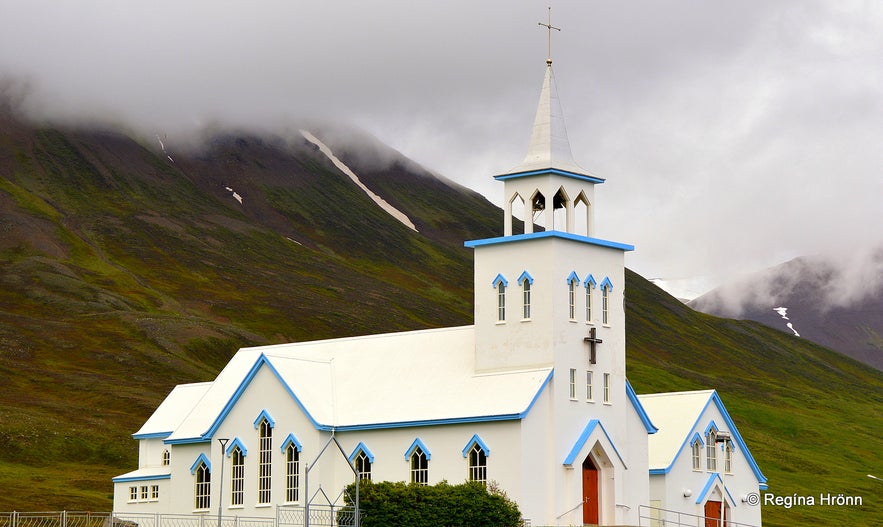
0 117 881 525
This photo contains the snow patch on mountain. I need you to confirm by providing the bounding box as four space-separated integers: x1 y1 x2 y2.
224 186 243 204
300 130 418 233
773 306 800 337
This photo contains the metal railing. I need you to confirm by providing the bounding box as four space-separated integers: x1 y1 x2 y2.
638 504 759 527
0 508 358 527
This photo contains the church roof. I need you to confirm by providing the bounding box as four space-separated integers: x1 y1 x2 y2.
500 62 602 182
638 389 767 487
133 381 212 439
163 326 553 442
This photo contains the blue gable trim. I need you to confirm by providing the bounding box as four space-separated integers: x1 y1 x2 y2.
517 270 534 285
226 437 247 457
704 420 720 436
492 273 509 288
189 453 211 474
626 380 658 434
404 437 432 461
563 419 625 467
566 271 580 284
348 442 375 463
691 432 705 447
696 473 737 507
655 391 768 486
462 434 490 457
600 276 613 290
493 167 606 184
133 431 172 440
113 473 172 483
280 433 303 453
465 231 634 252
254 409 276 429
583 274 597 288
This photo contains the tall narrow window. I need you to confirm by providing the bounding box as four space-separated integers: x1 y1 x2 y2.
410 446 429 485
522 280 531 319
354 451 372 481
586 371 594 401
162 449 170 466
569 368 577 399
691 439 702 470
568 279 577 320
603 373 610 403
706 429 718 471
467 443 487 485
231 445 244 506
285 444 300 502
585 283 594 323
258 418 272 504
724 442 733 474
194 461 211 510
497 282 506 321
601 285 610 324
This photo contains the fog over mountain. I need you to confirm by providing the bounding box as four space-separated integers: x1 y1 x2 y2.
2 1 882 298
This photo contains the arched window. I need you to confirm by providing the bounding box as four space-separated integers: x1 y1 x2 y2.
493 274 508 322
257 418 273 504
584 275 596 323
410 446 429 485
354 451 372 481
193 459 211 510
161 449 170 466
231 445 245 506
706 427 718 471
691 438 703 471
285 443 300 502
600 277 613 325
724 442 733 474
467 443 487 485
518 271 534 320
567 272 580 320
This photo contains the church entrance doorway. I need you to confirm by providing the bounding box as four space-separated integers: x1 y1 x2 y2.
582 455 599 525
704 500 726 527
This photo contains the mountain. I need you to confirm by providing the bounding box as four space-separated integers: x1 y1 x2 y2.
0 110 881 526
690 251 883 371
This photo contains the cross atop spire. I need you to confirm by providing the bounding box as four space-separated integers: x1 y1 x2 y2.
538 6 561 65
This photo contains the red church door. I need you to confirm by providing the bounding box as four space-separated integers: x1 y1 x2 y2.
704 500 725 527
582 456 599 525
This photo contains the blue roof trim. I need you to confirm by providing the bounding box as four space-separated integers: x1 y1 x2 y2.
112 473 172 483
563 419 626 467
281 432 303 453
566 271 580 284
696 473 737 507
626 380 658 434
517 270 534 285
465 231 634 252
226 437 247 457
348 442 375 463
583 274 597 288
132 431 172 440
655 391 768 486
493 167 606 184
600 276 613 290
462 434 490 457
254 409 276 429
492 273 509 288
189 453 211 474
404 437 432 461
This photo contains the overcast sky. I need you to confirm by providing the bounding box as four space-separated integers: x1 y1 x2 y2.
2 1 881 290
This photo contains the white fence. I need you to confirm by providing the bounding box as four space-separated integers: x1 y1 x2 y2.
0 508 359 527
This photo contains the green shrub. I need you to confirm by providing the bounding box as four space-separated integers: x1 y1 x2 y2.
343 479 522 527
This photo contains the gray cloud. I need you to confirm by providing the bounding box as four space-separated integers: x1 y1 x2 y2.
2 0 881 292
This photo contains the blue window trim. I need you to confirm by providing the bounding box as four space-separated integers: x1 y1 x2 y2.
404 437 432 461
254 409 276 429
280 433 303 453
566 271 580 285
226 437 247 458
190 453 211 475
461 434 490 458
600 276 613 291
647 391 767 488
517 270 534 285
465 231 634 252
348 442 375 464
492 273 509 288
583 275 597 288
704 420 719 436
691 432 705 447
696 473 738 507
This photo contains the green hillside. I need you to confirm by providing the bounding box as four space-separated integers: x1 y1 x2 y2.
0 113 880 526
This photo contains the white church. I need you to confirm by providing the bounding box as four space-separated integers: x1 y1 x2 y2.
112 57 767 526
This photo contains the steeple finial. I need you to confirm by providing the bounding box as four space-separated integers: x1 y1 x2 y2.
538 6 561 65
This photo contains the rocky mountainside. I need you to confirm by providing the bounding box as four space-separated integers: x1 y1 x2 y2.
691 250 883 371
0 110 881 525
